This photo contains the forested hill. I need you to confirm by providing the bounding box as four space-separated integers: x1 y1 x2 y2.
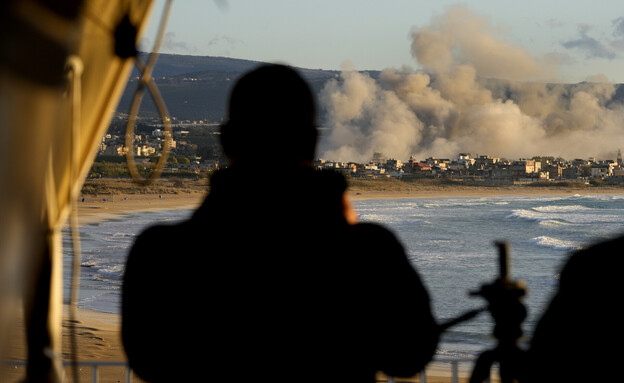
115 53 624 123
116 53 345 122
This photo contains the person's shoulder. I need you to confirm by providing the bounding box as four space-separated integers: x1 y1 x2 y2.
348 222 405 252
350 221 395 235
137 221 185 240
131 220 192 254
579 234 624 253
568 234 624 264
561 234 624 286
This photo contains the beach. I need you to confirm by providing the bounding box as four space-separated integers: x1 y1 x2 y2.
74 177 624 224
5 180 624 382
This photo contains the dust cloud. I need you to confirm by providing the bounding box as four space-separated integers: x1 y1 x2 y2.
318 4 624 163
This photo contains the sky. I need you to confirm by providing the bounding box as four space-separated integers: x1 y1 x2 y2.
142 0 624 84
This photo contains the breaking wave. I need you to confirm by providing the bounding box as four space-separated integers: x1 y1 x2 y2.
528 236 583 251
506 209 571 224
532 205 589 212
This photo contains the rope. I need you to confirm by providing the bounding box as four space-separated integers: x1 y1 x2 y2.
61 2 175 380
66 54 83 383
124 0 174 186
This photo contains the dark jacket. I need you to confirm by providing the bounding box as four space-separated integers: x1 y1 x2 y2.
122 167 438 382
524 235 623 382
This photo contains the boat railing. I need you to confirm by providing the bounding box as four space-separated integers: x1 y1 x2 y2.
6 358 494 383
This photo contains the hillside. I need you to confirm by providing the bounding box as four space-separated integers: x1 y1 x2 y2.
115 53 623 123
116 53 345 122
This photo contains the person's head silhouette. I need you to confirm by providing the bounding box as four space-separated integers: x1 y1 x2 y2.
220 64 318 166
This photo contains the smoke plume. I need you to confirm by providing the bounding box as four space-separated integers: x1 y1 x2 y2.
318 4 624 163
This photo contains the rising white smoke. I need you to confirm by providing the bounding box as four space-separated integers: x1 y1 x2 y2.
318 4 624 163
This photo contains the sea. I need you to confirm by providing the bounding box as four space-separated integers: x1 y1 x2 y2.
62 193 624 361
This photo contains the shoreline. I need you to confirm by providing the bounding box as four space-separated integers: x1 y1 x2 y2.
76 192 205 225
347 182 624 201
74 183 624 225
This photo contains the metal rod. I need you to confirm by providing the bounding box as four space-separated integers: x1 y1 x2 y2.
496 241 509 282
452 361 459 383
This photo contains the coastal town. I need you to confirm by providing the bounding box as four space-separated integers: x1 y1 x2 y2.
97 117 624 186
316 152 624 185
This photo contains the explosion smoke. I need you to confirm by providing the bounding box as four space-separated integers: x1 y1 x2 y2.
318 4 624 163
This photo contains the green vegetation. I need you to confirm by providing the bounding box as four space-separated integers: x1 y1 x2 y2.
89 160 133 178
80 177 208 196
589 178 606 186
88 159 209 180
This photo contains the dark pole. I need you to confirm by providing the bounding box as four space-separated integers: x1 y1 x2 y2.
469 241 527 383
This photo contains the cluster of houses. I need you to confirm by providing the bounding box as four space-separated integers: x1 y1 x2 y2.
99 129 167 157
96 120 624 185
315 151 624 185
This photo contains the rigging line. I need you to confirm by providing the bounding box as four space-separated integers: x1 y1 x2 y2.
141 0 173 80
66 54 84 383
125 57 172 184
125 0 174 186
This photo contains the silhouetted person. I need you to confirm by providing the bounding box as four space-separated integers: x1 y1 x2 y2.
523 235 623 382
122 64 438 382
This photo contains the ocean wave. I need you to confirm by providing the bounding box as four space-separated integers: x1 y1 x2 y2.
538 219 572 227
357 213 392 223
422 203 442 209
506 209 557 222
508 207 624 225
528 236 583 250
111 232 135 237
533 205 589 212
96 264 125 274
580 194 624 201
81 260 98 268
421 199 509 209
435 348 476 358
92 273 123 287
79 292 121 314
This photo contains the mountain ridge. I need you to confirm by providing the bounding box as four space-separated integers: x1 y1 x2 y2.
118 53 349 122
117 53 623 123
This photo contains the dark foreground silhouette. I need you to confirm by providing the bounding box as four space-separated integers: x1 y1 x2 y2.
122 64 438 382
522 234 623 382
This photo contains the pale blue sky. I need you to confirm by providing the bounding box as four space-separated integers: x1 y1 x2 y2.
142 0 624 83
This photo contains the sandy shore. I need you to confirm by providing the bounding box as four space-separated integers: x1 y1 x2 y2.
4 305 131 382
75 192 206 226
347 182 624 201
6 182 623 382
74 181 624 225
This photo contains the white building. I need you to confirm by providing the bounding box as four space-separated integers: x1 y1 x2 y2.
591 164 613 178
